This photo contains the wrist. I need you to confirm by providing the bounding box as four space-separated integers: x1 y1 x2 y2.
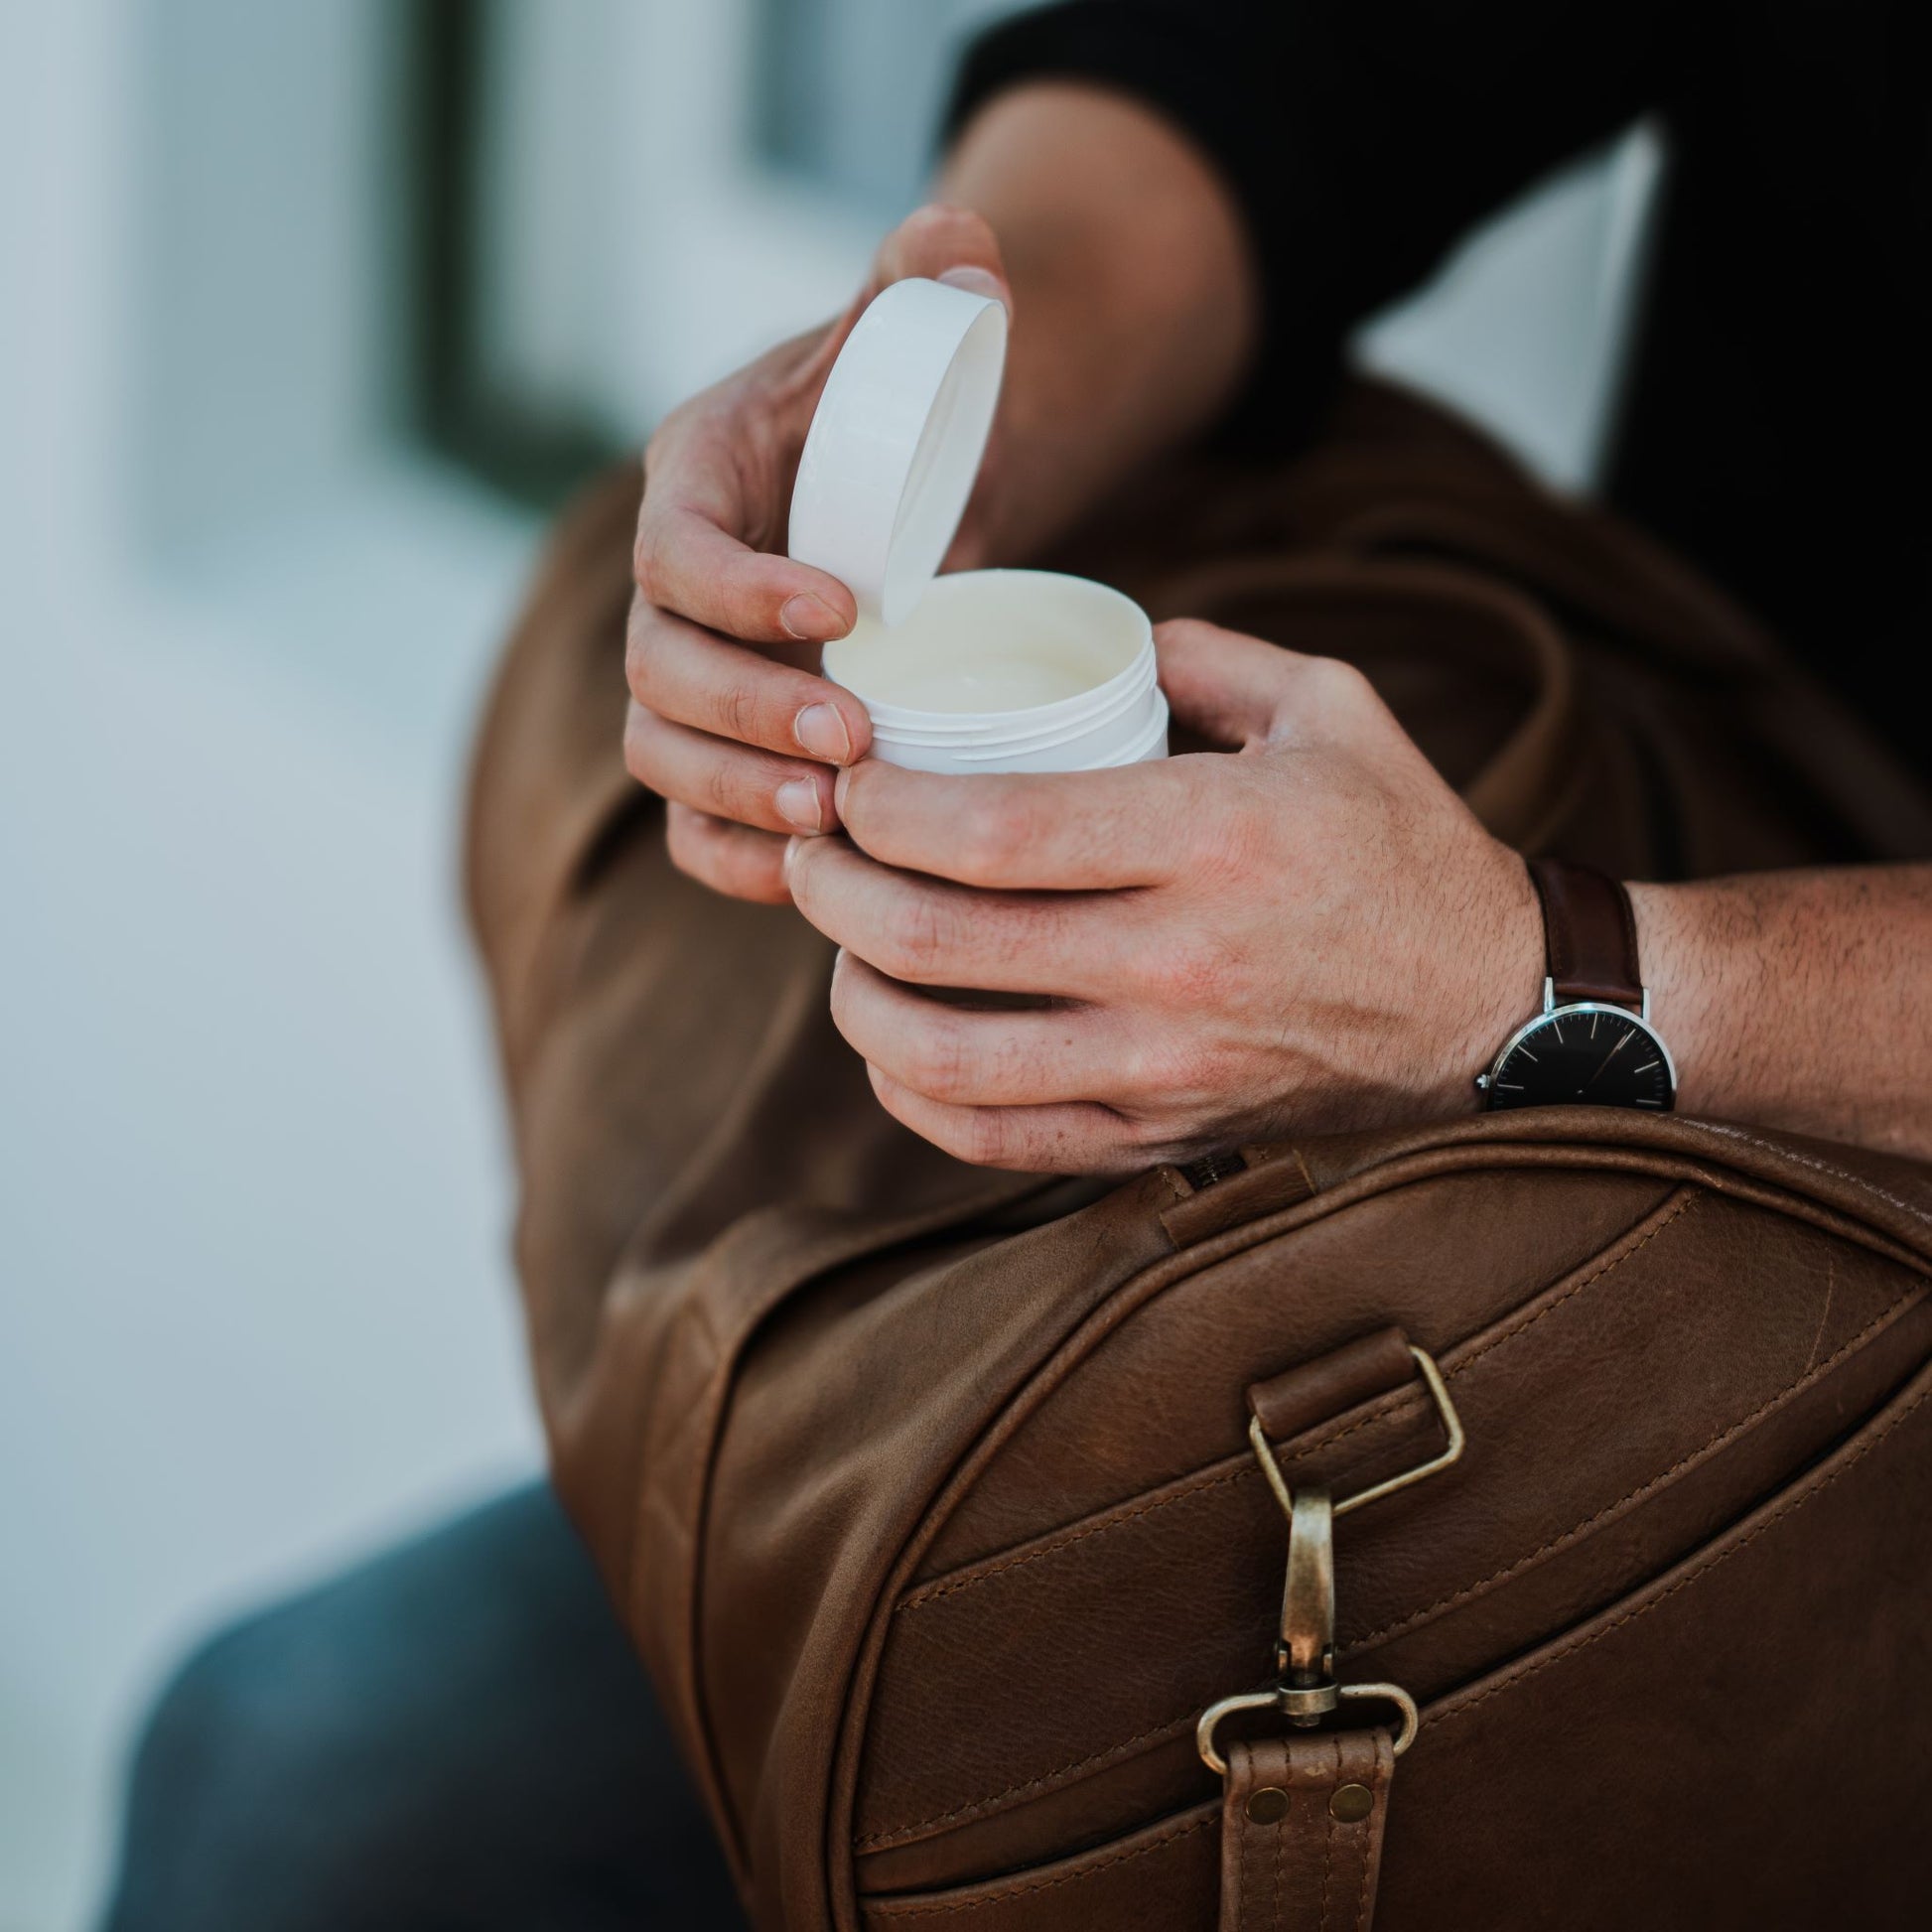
1627 878 1738 1120
1428 844 1546 1118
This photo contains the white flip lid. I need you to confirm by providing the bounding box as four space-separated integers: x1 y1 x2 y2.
786 277 1008 625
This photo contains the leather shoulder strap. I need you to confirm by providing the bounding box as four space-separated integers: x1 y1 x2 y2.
1220 1729 1395 1932
1527 856 1643 1008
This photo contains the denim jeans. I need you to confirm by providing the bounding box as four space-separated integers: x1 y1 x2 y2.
98 1483 747 1931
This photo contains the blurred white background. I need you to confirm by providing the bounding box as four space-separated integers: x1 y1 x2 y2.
0 2 1657 1925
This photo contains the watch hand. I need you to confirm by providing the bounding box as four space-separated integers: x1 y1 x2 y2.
1582 1027 1636 1093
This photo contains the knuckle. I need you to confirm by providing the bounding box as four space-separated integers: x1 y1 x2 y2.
621 706 656 786
880 892 951 982
1123 1033 1210 1105
836 759 881 829
699 752 756 821
1119 1033 1179 1098
1116 1111 1173 1153
1154 617 1212 652
622 601 656 697
954 1107 1013 1170
1146 935 1229 1005
1161 1043 1221 1104
952 797 1024 881
1307 654 1376 712
907 1022 974 1103
631 521 664 603
662 805 706 878
718 677 762 749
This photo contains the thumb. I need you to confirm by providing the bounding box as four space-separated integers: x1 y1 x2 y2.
802 205 1013 400
1154 620 1300 749
874 205 1013 315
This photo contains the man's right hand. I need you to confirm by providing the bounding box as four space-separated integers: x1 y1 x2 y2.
624 207 1015 905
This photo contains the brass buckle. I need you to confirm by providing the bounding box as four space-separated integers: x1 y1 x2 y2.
1248 1344 1464 1523
1197 1345 1463 1775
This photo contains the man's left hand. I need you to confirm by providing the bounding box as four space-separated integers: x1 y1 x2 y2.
784 620 1543 1173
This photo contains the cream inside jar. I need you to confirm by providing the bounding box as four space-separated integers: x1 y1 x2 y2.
823 569 1166 773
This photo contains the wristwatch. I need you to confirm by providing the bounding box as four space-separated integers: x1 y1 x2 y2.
1477 858 1677 1112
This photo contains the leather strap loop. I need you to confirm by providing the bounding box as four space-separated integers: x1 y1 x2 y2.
1219 1729 1395 1932
1526 856 1643 1009
1246 1327 1414 1446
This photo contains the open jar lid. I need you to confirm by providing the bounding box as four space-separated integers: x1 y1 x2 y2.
786 277 1007 626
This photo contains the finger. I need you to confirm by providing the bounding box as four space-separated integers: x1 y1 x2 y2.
866 1066 1146 1176
625 601 872 766
830 952 1123 1107
875 205 1013 314
1150 619 1305 747
833 757 1196 891
632 207 1010 650
784 836 1121 995
625 705 838 836
1156 620 1394 751
664 804 790 904
632 490 859 647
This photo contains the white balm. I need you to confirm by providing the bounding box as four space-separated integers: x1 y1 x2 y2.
824 570 1167 775
788 280 1168 774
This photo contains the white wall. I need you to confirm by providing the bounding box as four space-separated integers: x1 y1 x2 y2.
1 8 543 1928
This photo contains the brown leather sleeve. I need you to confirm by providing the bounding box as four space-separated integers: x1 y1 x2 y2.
1219 1730 1395 1932
463 462 647 1089
1526 856 1643 1008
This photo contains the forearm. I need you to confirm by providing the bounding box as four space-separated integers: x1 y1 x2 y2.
1632 867 1932 1159
938 81 1258 558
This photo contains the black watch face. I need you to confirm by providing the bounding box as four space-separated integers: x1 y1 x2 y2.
1485 1005 1675 1111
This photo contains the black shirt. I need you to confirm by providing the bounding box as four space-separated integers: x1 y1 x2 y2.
951 1 1926 772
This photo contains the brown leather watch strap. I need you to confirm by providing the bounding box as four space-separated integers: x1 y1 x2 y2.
1526 856 1643 1008
1219 1730 1396 1932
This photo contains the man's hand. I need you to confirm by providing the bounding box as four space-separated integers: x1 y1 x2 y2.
784 621 1542 1173
623 83 1260 906
624 207 1015 905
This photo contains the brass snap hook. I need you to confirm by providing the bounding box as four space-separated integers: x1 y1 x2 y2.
1197 1345 1462 1777
1196 1681 1420 1777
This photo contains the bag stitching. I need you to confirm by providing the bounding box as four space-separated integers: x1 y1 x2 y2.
1272 1752 1286 1929
1429 1367 1932 1733
854 1711 1200 1850
1318 1734 1337 1931
895 1192 1698 1618
1344 1281 1919 1650
1356 1743 1389 1932
1692 1121 1932 1230
862 1812 1217 1920
1389 1188 1699 1388
897 1463 1256 1614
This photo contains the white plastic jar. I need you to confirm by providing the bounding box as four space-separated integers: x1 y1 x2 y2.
787 278 1167 776
822 568 1167 773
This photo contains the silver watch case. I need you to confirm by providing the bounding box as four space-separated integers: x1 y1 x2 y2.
1475 978 1678 1111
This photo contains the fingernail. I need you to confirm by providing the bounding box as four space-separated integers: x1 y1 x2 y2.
937 265 1007 306
780 593 848 642
775 778 824 832
793 702 853 763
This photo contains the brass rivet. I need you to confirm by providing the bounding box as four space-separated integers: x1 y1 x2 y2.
1329 1783 1374 1823
1246 1786 1290 1824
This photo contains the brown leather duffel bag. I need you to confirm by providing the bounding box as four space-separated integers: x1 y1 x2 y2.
466 384 1932 1930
